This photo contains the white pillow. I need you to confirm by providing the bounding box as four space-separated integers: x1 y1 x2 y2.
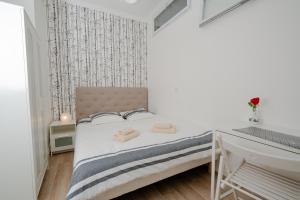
89 112 120 119
91 115 125 125
126 112 155 121
77 117 92 125
120 108 147 119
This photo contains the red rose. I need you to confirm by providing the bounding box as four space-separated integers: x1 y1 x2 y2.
250 97 260 106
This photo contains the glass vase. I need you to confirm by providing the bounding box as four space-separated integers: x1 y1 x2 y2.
249 109 260 125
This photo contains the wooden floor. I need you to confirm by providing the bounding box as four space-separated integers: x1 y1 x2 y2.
39 152 73 200
38 152 249 200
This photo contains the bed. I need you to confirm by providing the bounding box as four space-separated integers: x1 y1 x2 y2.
66 87 212 200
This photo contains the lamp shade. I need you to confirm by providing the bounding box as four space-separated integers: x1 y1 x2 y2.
60 112 71 122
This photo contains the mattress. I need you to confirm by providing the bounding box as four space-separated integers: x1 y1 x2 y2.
67 115 212 200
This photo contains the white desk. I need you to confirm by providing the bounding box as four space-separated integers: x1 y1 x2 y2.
219 122 300 153
215 123 300 179
212 123 300 200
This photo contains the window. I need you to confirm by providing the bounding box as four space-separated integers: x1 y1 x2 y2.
154 0 190 32
200 0 251 27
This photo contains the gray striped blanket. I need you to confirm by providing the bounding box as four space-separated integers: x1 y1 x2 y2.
66 131 212 200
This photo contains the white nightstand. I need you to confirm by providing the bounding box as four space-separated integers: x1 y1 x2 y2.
49 120 76 156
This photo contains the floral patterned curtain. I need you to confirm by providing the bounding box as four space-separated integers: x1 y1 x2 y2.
47 0 148 120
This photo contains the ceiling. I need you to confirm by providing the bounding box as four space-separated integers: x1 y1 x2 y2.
79 0 170 20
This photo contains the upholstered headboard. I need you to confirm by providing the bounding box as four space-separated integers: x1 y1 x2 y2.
75 87 148 121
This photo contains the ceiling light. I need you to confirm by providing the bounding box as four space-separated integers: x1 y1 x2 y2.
125 0 138 4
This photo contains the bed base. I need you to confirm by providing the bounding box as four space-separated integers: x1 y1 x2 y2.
92 157 211 200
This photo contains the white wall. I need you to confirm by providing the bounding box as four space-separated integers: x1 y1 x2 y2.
0 0 35 24
148 0 300 131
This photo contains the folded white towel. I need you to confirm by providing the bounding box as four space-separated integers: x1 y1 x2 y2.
117 128 135 136
114 129 140 142
151 125 177 134
154 123 173 129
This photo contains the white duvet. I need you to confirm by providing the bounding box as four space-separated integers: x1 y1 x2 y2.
74 114 210 166
68 114 212 200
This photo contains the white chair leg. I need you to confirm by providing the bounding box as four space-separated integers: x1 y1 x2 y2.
211 131 216 200
232 183 238 200
216 136 239 200
215 155 224 200
232 189 238 200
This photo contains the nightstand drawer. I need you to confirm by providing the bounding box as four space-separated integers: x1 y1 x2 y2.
50 133 74 154
55 136 73 147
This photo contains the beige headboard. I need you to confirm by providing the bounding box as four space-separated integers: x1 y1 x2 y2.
75 87 148 121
